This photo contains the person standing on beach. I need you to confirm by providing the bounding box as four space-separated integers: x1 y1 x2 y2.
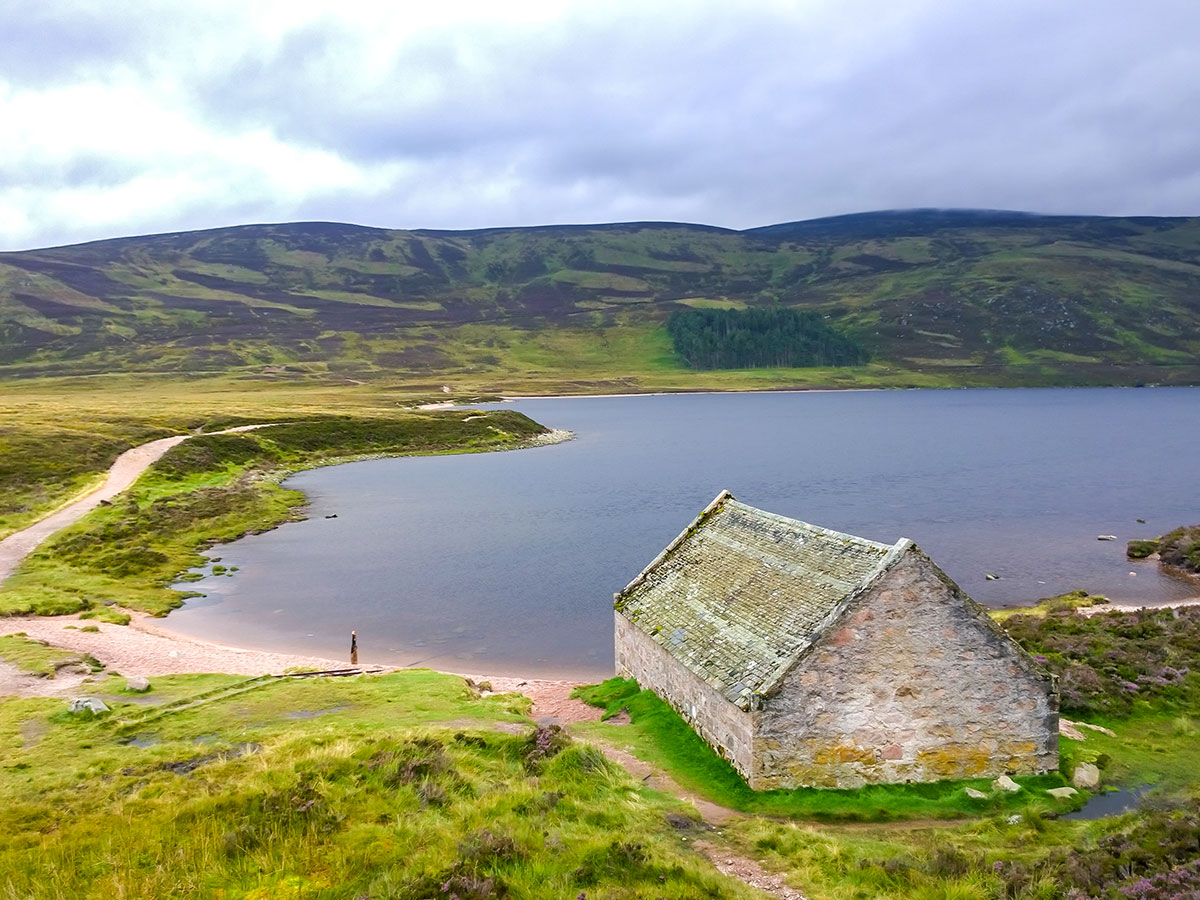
350 631 358 665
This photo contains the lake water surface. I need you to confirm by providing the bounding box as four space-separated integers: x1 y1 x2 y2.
169 387 1200 678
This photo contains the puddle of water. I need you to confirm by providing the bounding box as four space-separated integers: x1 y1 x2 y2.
123 735 159 748
1064 784 1153 820
192 733 221 745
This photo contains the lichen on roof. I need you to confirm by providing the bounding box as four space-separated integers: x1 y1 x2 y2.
615 491 908 709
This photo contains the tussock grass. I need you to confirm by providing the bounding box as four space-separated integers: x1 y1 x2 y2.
0 669 758 899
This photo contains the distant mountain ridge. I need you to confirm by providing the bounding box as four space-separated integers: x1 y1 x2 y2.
1 209 1198 388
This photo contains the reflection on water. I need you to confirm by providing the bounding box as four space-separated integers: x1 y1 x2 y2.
168 387 1200 678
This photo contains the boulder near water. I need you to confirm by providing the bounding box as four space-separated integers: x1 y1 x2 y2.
1072 762 1101 790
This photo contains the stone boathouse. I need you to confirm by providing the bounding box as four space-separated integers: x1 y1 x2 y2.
613 491 1059 789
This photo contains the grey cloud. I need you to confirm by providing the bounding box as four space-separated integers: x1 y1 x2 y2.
3 0 1200 249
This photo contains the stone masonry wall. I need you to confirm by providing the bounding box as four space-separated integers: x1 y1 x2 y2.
752 549 1059 789
614 612 755 779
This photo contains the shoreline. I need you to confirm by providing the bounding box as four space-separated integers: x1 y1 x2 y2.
6 593 1199 687
0 608 604 721
495 384 1200 402
499 386 888 401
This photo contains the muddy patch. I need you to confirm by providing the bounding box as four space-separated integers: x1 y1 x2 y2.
693 839 808 900
157 742 261 775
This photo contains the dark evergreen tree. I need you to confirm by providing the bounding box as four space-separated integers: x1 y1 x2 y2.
667 307 869 369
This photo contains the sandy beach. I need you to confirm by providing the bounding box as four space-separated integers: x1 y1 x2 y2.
0 608 601 721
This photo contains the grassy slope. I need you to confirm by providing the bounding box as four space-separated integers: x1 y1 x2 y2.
1 211 1198 389
4 661 1197 900
0 670 758 899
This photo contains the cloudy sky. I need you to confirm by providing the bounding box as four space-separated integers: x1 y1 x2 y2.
3 0 1199 250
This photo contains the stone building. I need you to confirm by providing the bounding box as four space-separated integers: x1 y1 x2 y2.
613 491 1058 789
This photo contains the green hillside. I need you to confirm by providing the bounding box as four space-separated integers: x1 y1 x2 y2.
2 209 1199 389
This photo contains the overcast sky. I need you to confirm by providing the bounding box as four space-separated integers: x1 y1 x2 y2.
3 0 1199 250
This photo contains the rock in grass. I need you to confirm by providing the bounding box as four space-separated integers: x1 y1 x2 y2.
1047 786 1078 800
1072 762 1101 790
993 774 1021 793
126 676 150 693
965 787 988 799
68 697 109 715
1059 719 1086 741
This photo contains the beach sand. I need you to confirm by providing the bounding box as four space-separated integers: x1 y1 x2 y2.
0 609 602 722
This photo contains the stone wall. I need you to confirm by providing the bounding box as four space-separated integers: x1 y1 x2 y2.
614 612 755 779
752 548 1058 789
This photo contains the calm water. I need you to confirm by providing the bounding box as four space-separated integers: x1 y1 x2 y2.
169 387 1200 678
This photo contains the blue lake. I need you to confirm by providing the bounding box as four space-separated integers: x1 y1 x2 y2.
169 387 1200 678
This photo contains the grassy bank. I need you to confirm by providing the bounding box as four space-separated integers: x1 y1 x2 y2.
0 408 550 617
0 669 757 899
0 632 99 677
574 679 1071 823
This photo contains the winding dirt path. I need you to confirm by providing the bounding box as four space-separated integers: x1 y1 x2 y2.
0 424 274 586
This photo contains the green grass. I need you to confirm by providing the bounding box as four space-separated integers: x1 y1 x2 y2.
0 670 758 899
0 420 181 540
78 605 132 626
573 679 1071 822
0 633 99 677
988 590 1106 622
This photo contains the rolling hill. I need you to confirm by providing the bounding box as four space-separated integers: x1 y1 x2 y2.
2 209 1199 390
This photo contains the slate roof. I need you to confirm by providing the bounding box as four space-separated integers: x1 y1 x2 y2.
615 491 911 710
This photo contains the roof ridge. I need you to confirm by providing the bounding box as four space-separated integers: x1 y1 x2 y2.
723 499 895 552
754 538 913 700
